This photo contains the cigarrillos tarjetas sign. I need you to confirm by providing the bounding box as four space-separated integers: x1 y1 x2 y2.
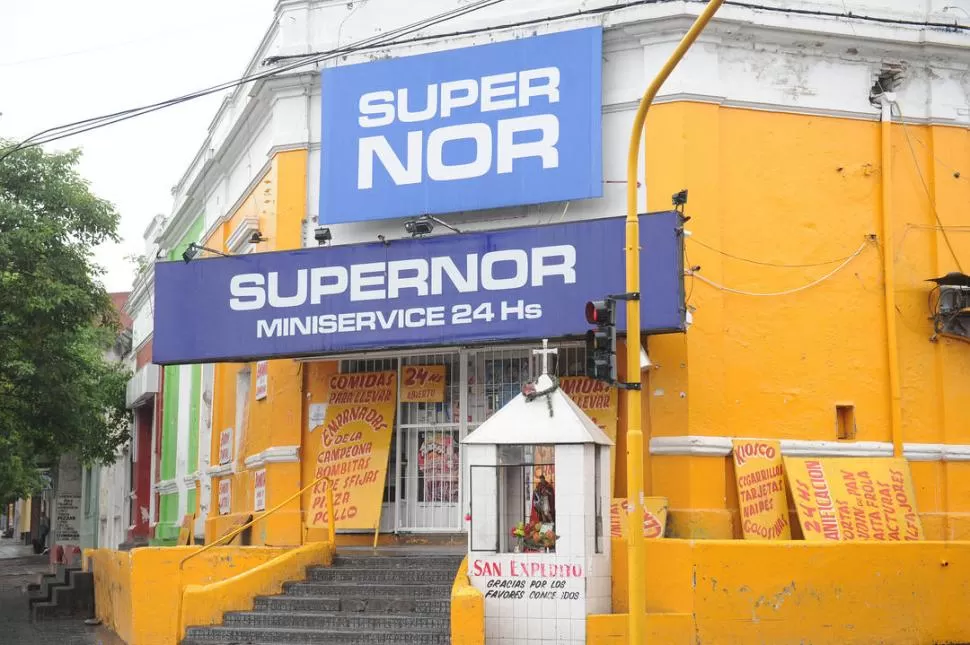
153 213 685 364
309 371 397 531
732 439 791 540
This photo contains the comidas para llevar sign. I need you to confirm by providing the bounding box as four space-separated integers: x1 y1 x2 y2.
152 214 686 364
320 27 603 224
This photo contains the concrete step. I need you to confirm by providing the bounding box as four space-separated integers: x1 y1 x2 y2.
332 554 463 570
253 595 449 615
283 581 451 598
183 626 449 644
28 567 82 608
223 610 449 632
307 566 456 585
31 570 95 621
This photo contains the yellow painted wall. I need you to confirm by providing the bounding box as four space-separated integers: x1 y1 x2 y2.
597 539 970 644
180 541 333 639
203 149 308 546
192 105 969 545
87 546 287 645
450 556 485 645
635 103 970 539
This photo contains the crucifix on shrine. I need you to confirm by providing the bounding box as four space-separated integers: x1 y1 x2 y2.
463 339 614 644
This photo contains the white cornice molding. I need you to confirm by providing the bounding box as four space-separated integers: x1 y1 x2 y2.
225 216 261 254
650 436 970 461
153 479 179 495
181 472 201 487
244 446 301 469
207 463 235 478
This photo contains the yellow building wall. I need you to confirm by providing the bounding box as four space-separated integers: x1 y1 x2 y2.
203 149 308 546
636 103 970 539
194 104 969 547
86 546 287 645
596 539 970 644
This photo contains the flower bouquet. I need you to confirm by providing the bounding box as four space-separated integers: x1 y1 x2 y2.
511 520 558 552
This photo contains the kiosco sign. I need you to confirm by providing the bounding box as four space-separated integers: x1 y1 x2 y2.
153 213 684 364
320 27 603 224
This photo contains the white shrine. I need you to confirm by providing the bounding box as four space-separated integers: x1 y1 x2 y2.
463 340 613 644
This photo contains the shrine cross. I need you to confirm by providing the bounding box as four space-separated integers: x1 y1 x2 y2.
533 338 558 377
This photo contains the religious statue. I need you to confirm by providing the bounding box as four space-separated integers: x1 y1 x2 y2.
530 475 556 524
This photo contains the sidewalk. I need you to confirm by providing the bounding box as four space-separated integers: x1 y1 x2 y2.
0 537 124 645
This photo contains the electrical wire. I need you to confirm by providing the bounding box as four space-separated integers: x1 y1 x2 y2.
689 240 869 297
0 0 509 162
5 0 963 160
3 0 508 157
893 103 965 273
688 236 864 268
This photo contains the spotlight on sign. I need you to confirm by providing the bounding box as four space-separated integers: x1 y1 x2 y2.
405 218 435 237
314 227 332 246
181 242 230 264
181 244 200 264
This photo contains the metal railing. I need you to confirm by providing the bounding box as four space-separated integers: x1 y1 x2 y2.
174 475 335 637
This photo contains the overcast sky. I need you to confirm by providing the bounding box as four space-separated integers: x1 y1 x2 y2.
1 0 277 292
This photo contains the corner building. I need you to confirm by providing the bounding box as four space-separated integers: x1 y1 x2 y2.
149 0 970 551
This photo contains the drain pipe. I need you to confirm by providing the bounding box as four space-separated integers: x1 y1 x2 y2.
879 93 904 458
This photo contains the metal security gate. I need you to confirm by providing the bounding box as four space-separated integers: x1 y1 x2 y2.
397 352 462 531
340 340 587 534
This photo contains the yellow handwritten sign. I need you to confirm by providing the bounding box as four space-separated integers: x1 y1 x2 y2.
309 371 397 531
732 439 791 540
610 497 668 539
784 457 924 542
560 377 618 493
401 365 446 403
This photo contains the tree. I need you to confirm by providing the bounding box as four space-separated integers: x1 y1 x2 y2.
0 142 131 504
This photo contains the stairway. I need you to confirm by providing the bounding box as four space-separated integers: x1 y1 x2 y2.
182 550 462 645
27 564 95 621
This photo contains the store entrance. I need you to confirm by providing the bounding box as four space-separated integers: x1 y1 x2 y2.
341 343 587 534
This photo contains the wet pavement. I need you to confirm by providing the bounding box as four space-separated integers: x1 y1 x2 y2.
0 538 125 645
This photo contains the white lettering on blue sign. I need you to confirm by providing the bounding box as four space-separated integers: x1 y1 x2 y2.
228 245 576 311
320 27 603 225
356 68 561 189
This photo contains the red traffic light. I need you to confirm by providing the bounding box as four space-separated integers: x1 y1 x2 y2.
585 300 612 325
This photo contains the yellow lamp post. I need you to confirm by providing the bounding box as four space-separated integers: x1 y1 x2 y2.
623 1 725 642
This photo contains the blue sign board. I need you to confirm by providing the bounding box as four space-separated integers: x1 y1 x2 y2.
320 27 603 224
153 213 685 365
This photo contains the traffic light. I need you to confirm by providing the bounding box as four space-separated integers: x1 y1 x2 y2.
585 298 616 383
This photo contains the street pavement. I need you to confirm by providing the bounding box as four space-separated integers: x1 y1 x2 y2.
0 537 124 645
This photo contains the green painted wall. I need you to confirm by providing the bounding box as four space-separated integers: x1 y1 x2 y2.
152 493 181 544
157 215 205 543
161 366 180 481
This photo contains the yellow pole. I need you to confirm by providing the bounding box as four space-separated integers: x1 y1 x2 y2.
624 2 724 641
879 98 904 458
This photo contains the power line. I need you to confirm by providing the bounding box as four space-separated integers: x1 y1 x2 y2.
0 0 509 162
266 0 970 65
689 240 870 297
3 0 964 161
688 236 865 268
893 103 965 273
